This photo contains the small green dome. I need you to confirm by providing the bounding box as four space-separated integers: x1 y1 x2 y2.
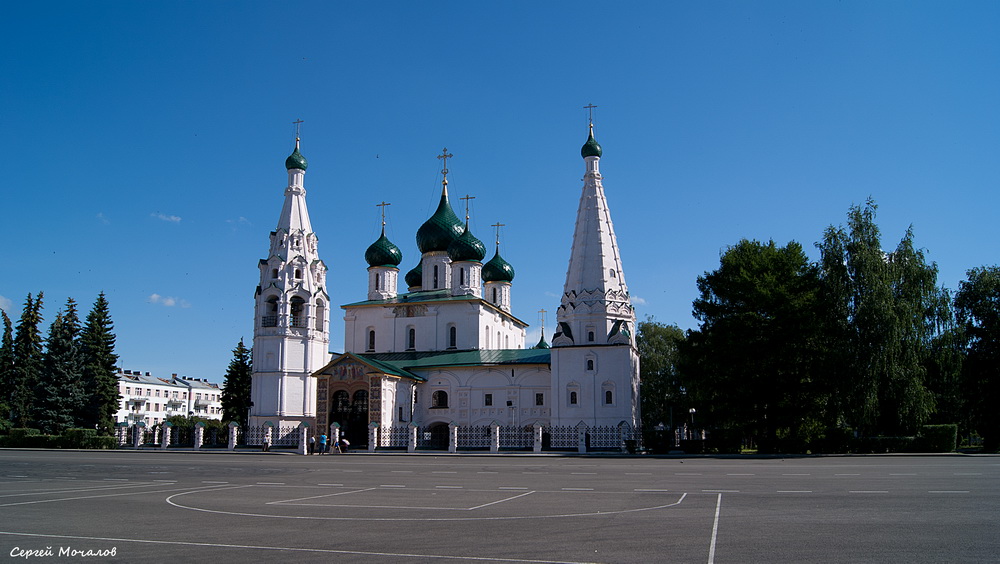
416 190 465 253
581 126 602 158
285 140 308 171
448 226 486 262
404 262 423 288
365 231 402 267
482 248 515 282
534 334 550 349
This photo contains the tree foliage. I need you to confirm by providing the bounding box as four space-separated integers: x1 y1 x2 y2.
683 239 831 451
35 298 85 434
78 292 119 434
10 293 44 428
817 199 946 434
954 265 1000 451
637 318 685 430
0 309 14 431
220 338 252 427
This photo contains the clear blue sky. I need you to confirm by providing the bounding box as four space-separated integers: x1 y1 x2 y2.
2 2 998 384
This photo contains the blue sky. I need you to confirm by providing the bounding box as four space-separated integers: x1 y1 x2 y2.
2 2 998 384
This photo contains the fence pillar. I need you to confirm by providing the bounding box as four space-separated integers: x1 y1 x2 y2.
227 422 239 451
533 423 543 453
161 422 172 450
194 422 205 450
577 422 588 453
298 423 309 455
133 423 145 449
448 422 459 453
408 423 418 453
368 422 379 452
489 421 501 454
263 421 274 451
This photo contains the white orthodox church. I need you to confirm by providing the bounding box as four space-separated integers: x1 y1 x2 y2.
249 124 640 448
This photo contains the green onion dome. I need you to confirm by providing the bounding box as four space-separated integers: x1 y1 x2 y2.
580 126 602 158
364 230 402 267
447 226 486 262
416 191 465 253
533 334 550 349
482 248 515 283
404 262 423 288
285 140 308 170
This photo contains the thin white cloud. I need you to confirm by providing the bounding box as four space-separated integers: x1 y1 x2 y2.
631 296 648 306
96 212 110 225
0 294 12 314
149 293 191 308
226 216 251 226
152 213 182 223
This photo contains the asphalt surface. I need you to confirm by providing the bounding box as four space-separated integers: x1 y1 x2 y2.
0 449 997 563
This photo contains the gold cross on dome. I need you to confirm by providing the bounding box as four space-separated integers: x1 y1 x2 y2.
437 148 454 178
292 119 304 139
583 104 597 124
491 221 505 246
376 201 391 227
459 194 476 221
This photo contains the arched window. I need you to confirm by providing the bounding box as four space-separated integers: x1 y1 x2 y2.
459 267 465 285
263 296 279 327
375 272 380 289
407 328 416 350
294 268 302 279
433 265 439 288
431 390 448 408
367 329 376 351
485 326 491 348
605 390 613 405
570 391 578 405
315 300 325 330
586 359 594 371
588 330 595 342
289 297 305 327
271 268 278 279
449 326 457 348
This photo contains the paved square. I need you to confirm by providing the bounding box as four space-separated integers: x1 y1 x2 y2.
1 450 997 562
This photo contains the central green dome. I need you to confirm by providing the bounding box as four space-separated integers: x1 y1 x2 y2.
416 190 465 253
581 126 602 158
285 140 308 170
364 231 402 267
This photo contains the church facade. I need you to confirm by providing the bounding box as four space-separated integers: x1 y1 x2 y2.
249 125 640 448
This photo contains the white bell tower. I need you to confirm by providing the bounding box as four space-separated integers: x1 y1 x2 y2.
250 131 331 427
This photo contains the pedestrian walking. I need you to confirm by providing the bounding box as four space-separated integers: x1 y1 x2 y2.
318 433 327 454
308 435 316 454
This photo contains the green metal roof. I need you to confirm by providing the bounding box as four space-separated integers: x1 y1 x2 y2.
482 248 515 282
340 289 530 327
362 348 551 371
365 230 403 267
416 189 464 253
581 126 602 158
285 140 308 170
448 225 486 262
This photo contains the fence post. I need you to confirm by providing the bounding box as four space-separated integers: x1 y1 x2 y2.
408 422 418 453
329 422 340 453
298 422 309 455
368 422 379 452
577 422 588 453
490 421 501 454
133 422 145 449
194 422 205 450
533 423 543 453
263 421 274 451
161 422 172 450
448 422 459 453
227 422 239 451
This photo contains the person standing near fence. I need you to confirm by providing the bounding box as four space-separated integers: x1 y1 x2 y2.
318 433 327 454
308 435 316 454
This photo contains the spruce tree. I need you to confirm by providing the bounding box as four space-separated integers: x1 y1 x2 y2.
11 293 44 428
220 338 252 428
35 298 85 434
79 293 119 434
0 309 15 431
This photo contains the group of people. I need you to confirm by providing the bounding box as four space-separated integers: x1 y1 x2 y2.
308 433 349 454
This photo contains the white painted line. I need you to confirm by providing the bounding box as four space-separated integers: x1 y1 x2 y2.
9 476 28 478
929 490 970 494
675 473 702 476
835 474 860 476
782 473 810 476
467 491 535 510
270 488 376 504
342 470 362 473
392 470 413 473
104 478 129 481
954 473 981 476
317 483 343 487
380 485 406 488
436 486 463 489
432 471 458 474
202 481 228 484
571 472 597 475
890 473 917 476
256 482 285 485
476 471 498 474
727 473 754 476
850 490 888 494
634 489 670 492
777 490 812 493
708 493 722 564
625 472 652 475
703 490 739 493
499 487 529 490
561 488 594 491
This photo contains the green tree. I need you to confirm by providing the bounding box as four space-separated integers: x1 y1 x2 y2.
220 338 252 427
35 298 85 434
954 265 1000 451
11 293 44 428
0 309 15 431
683 239 831 452
817 199 946 435
637 318 685 431
79 293 119 434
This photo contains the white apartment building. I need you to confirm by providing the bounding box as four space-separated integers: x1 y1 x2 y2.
116 370 224 426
